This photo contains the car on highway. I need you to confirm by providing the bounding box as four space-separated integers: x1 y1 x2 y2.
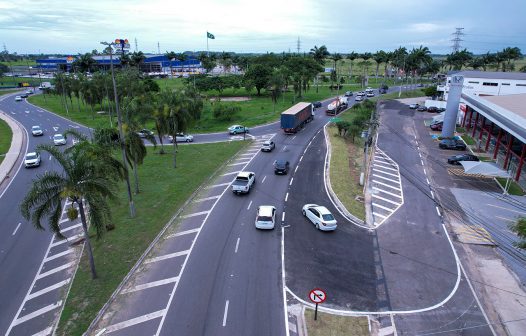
409 103 419 109
344 91 353 97
302 204 337 231
417 106 427 112
228 125 249 135
261 140 275 152
20 93 29 98
137 129 154 138
15 96 22 101
274 159 290 175
31 125 43 136
24 152 41 168
447 153 479 165
355 96 363 102
255 205 276 230
168 133 194 143
53 133 67 146
26 89 34 95
427 106 439 113
232 171 256 194
366 92 375 97
312 101 322 108
439 139 466 150
357 91 365 96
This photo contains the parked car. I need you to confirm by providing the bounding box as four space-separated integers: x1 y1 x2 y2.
409 103 419 109
427 106 439 113
15 96 22 101
273 159 290 175
344 91 353 97
417 106 427 111
261 140 275 152
430 122 443 131
24 152 41 168
228 125 249 135
312 101 322 108
437 107 446 112
447 154 479 165
255 205 276 230
137 129 154 138
31 125 43 136
53 134 67 146
168 133 193 143
439 139 466 150
302 204 337 231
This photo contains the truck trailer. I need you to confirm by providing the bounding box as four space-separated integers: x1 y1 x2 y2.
326 96 347 116
280 102 314 134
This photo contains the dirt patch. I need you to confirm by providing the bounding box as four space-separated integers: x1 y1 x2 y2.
209 96 251 102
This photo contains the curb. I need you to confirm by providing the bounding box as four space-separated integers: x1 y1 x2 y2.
0 98 27 188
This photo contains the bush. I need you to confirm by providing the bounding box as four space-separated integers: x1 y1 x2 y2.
213 103 240 121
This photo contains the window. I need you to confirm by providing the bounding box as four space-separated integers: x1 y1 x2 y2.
517 84 526 87
502 83 510 86
482 82 498 86
468 81 479 84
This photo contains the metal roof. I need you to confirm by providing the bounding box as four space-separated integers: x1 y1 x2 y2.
448 70 526 81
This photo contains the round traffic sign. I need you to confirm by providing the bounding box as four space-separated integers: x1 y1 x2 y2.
309 288 326 304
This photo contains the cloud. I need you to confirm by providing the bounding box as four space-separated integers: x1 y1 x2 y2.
408 23 441 33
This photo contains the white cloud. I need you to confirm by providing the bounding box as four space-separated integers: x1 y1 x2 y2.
408 23 441 33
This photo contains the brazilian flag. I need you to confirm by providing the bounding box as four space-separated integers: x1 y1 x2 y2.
207 32 215 39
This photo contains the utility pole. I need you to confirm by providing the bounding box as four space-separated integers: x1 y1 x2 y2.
157 42 160 55
100 40 136 218
451 28 464 53
296 36 301 54
134 38 138 52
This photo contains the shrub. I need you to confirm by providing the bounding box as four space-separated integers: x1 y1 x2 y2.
213 104 240 121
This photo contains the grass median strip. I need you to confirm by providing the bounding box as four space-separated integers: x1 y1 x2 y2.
56 141 247 335
0 118 12 165
304 309 369 336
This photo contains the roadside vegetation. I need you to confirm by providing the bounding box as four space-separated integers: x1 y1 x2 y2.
304 309 369 336
0 119 12 165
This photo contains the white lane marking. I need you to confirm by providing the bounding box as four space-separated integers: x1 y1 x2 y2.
145 250 190 264
194 195 220 203
423 168 427 175
372 187 402 198
181 210 210 218
285 193 289 202
50 234 83 247
372 194 402 205
292 136 296 140
436 207 441 217
206 182 232 189
36 262 75 280
121 277 179 294
165 228 200 239
372 202 395 212
414 134 417 140
372 173 400 184
486 203 526 215
294 166 299 173
12 222 21 235
98 309 165 333
60 223 82 233
426 178 430 185
372 212 387 219
44 249 73 263
27 279 70 300
373 163 397 171
282 212 286 222
372 168 399 178
430 191 435 199
421 159 424 166
247 201 252 210
262 176 267 183
495 216 515 222
228 161 250 166
12 301 62 327
32 326 53 336
283 146 287 151
222 300 229 327
281 227 290 336
372 179 401 190
49 156 52 160
221 171 240 176
299 155 303 162
289 178 294 186
235 238 240 253
418 153 422 158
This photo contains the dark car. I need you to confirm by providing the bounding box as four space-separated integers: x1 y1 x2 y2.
137 129 154 138
417 106 427 111
427 106 439 113
313 101 322 108
273 159 290 175
439 139 466 150
20 93 29 98
437 107 446 112
447 154 479 165
430 122 443 131
344 91 353 97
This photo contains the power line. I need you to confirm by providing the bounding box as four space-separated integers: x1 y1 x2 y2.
451 28 465 53
415 317 526 335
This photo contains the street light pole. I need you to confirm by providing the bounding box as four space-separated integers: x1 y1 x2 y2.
101 41 136 218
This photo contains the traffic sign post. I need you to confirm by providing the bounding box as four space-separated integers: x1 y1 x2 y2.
309 288 326 321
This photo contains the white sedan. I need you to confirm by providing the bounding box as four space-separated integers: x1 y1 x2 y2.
168 133 194 143
255 205 276 230
31 125 43 136
302 204 337 231
53 134 67 146
24 152 41 168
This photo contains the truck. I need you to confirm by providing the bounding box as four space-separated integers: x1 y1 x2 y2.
326 96 347 116
232 172 256 194
280 102 314 134
38 82 52 90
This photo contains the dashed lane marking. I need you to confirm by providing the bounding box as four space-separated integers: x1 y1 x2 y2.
222 300 229 327
121 277 179 294
495 216 515 222
486 203 526 215
144 250 190 264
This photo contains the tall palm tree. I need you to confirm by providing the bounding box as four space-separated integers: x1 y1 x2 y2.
500 47 522 72
347 51 359 81
20 139 126 279
373 50 387 82
219 52 232 74
130 51 146 70
72 53 96 73
268 68 285 113
125 131 148 193
329 53 342 87
176 53 187 73
309 45 329 65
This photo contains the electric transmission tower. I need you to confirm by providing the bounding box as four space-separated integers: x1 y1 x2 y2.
296 37 301 54
451 28 464 53
134 38 138 52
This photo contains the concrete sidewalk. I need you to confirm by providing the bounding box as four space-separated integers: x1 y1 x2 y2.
0 110 25 186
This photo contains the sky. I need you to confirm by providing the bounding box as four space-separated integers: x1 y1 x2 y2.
1 0 525 55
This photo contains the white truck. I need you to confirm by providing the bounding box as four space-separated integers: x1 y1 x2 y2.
232 172 256 194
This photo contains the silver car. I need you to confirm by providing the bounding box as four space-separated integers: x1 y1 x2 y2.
53 134 67 146
31 125 43 136
24 152 41 168
302 204 337 231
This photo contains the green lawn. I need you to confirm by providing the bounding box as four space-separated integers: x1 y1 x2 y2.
57 141 248 335
0 89 21 96
0 119 12 165
304 309 369 336
0 76 42 87
1 59 37 66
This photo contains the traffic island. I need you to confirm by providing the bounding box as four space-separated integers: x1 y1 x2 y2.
304 309 370 336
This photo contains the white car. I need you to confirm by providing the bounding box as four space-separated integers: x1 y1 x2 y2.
255 205 276 230
24 152 41 168
302 204 337 231
31 125 43 136
409 103 419 109
53 134 67 146
261 140 275 152
168 133 194 143
355 96 363 102
15 96 22 101
366 92 375 97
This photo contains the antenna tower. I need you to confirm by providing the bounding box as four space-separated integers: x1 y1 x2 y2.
451 28 464 52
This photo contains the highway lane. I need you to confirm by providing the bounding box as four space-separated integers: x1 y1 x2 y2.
0 92 91 336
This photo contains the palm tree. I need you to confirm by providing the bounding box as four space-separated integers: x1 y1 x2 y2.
373 50 387 82
165 51 177 78
20 138 126 279
347 51 359 82
176 53 187 73
268 68 285 113
329 53 342 87
130 51 146 70
309 45 329 65
73 53 96 73
125 131 148 193
219 52 232 74
361 52 373 76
